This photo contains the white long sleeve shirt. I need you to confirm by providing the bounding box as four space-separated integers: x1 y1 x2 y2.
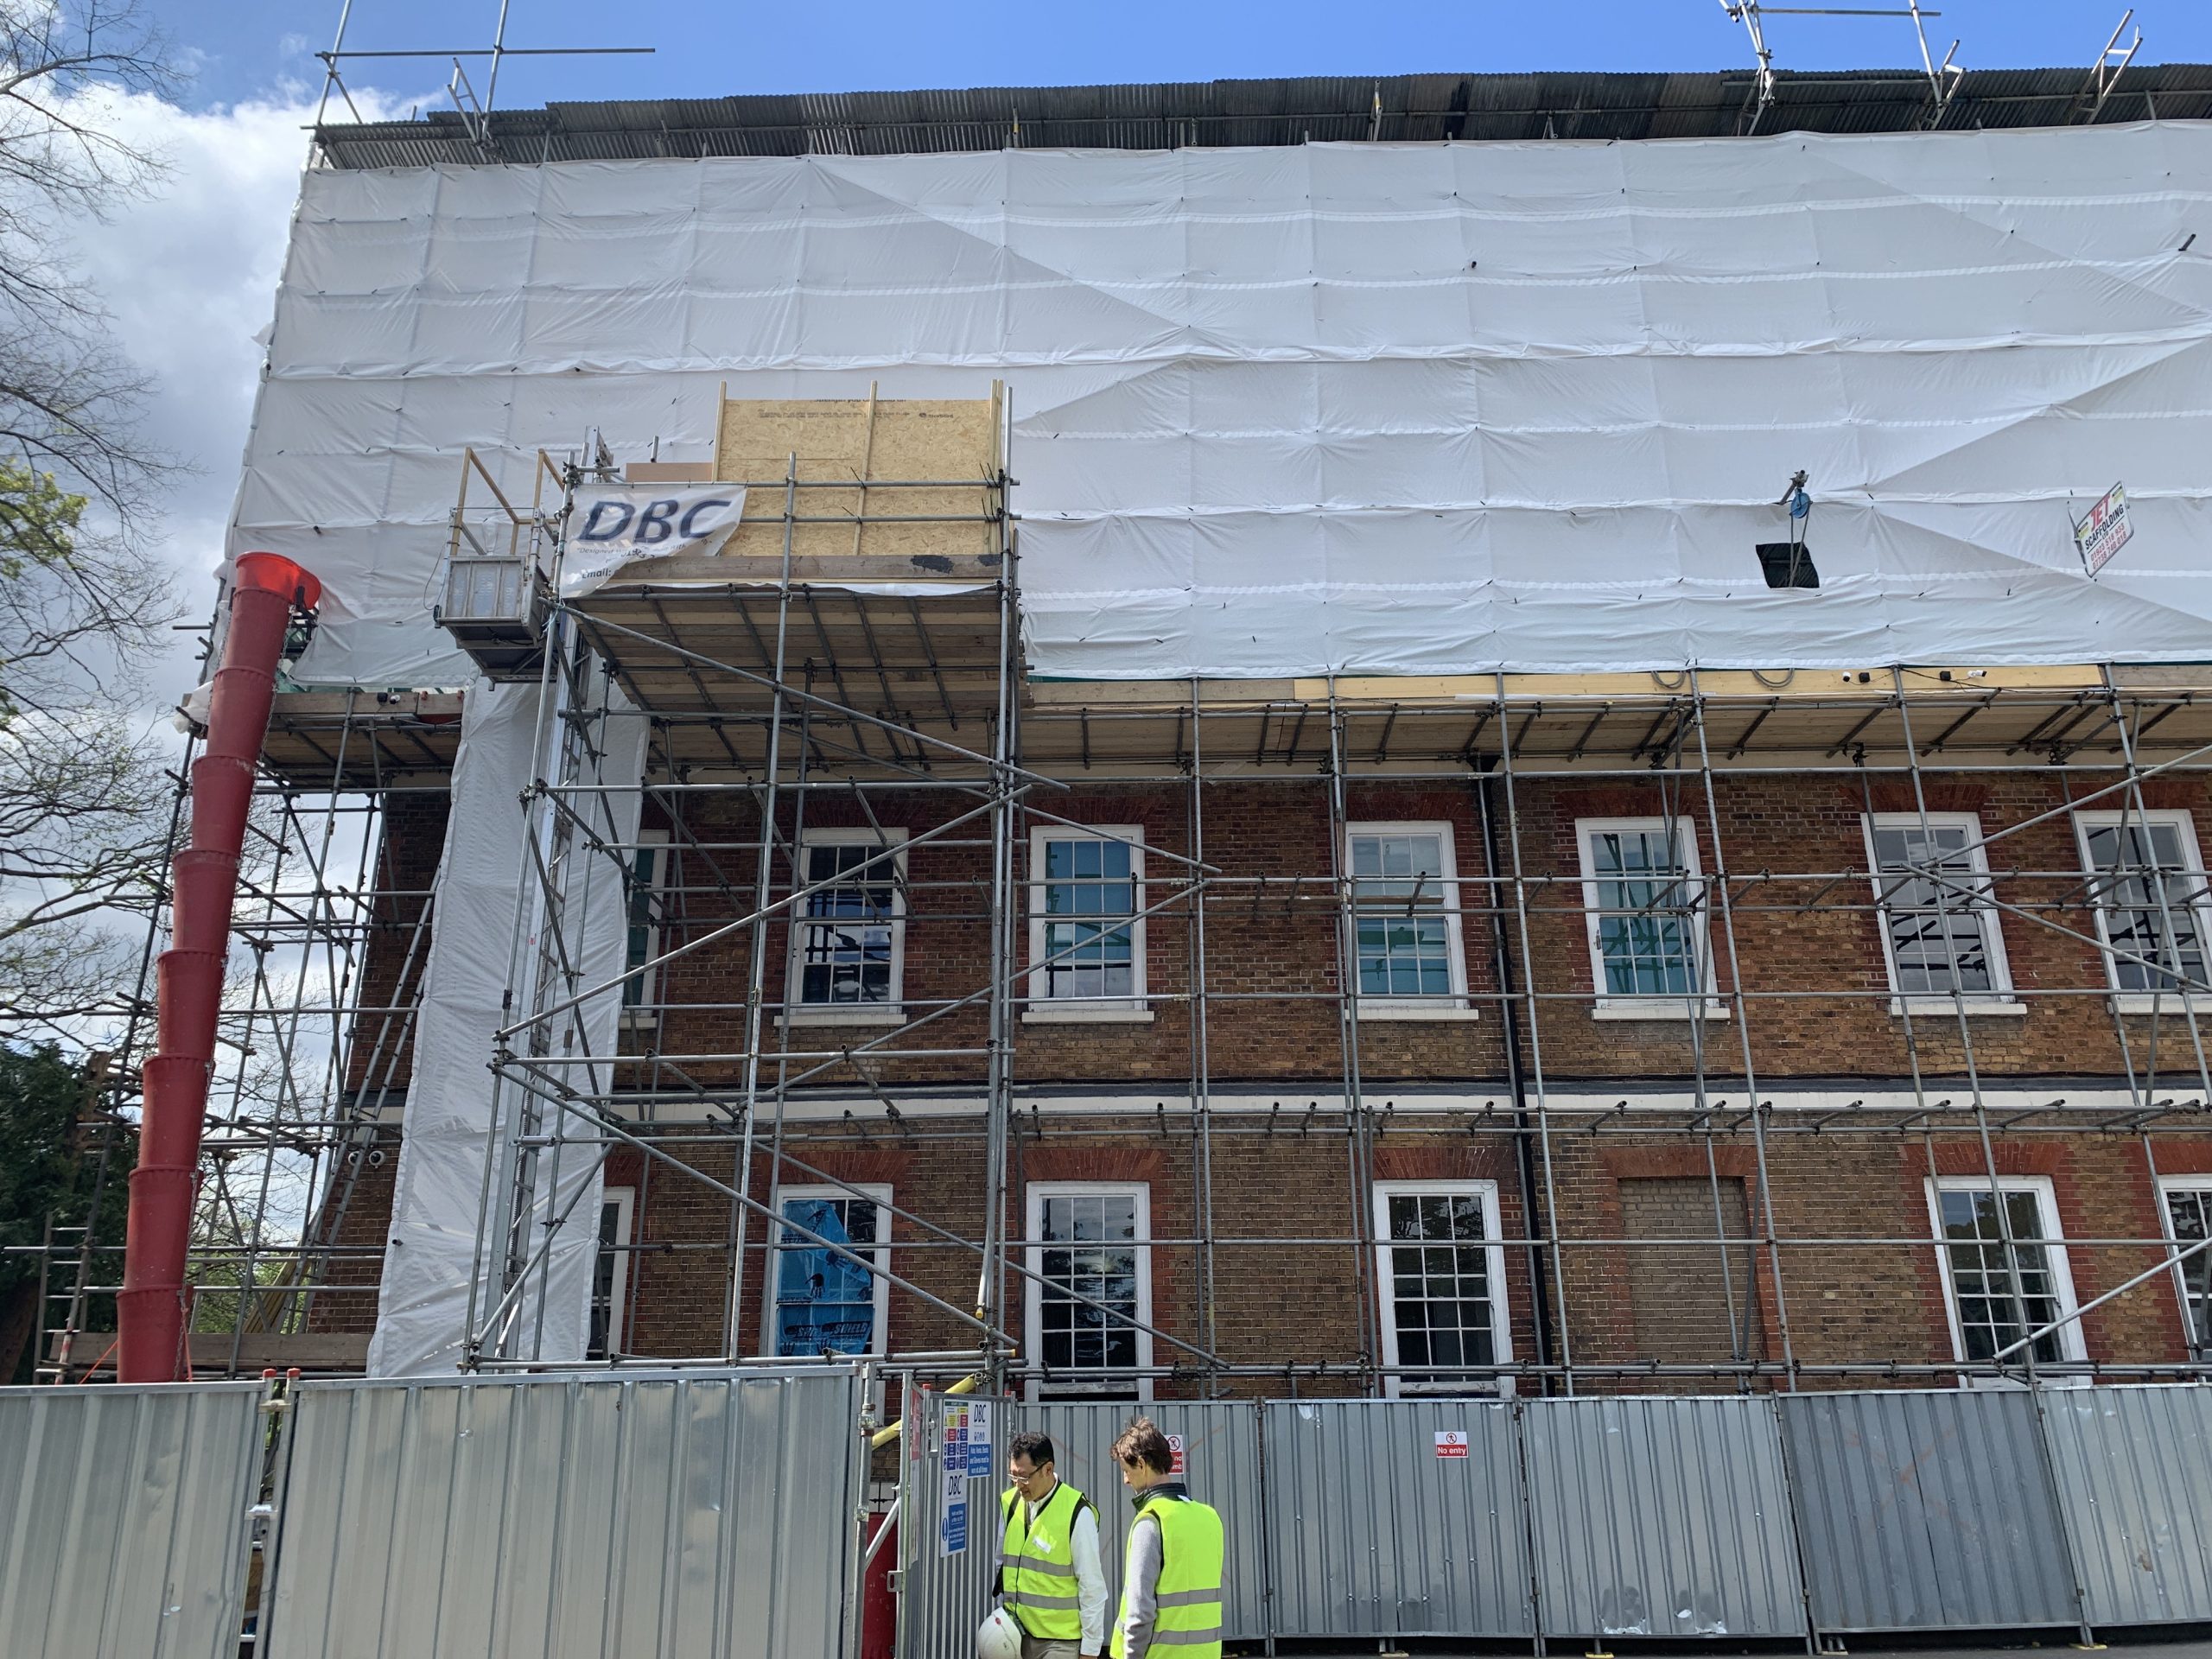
1020 1481 1108 1656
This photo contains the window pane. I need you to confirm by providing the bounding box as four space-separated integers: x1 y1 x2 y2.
1873 823 1997 995
1039 838 1140 1000
588 1198 625 1359
774 1196 880 1357
2086 822 2209 992
624 847 660 1009
1035 1193 1142 1381
1383 1191 1497 1388
1589 828 1700 996
797 842 899 1006
1938 1187 2067 1367
2167 1189 2212 1357
1351 831 1455 999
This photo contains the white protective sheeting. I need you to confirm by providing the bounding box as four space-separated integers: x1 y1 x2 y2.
366 677 645 1375
236 124 2212 686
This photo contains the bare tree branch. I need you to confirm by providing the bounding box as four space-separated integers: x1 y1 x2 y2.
0 3 189 1036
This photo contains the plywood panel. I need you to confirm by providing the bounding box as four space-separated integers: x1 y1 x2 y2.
712 387 1003 563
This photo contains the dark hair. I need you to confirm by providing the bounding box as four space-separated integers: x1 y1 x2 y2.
1111 1417 1174 1474
1009 1430 1055 1469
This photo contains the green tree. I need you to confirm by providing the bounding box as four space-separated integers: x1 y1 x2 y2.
0 1041 135 1383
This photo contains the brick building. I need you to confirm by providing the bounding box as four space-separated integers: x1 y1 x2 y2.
296 688 2212 1397
136 68 2212 1397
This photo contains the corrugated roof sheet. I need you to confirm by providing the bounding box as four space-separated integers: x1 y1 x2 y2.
314 64 2212 168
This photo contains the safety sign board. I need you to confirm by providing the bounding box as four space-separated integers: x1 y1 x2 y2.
968 1400 995 1478
1434 1430 1470 1459
1168 1433 1185 1476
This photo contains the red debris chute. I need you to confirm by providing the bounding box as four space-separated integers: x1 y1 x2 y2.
119 551 321 1383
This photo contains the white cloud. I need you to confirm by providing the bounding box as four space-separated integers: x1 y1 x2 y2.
56 86 413 702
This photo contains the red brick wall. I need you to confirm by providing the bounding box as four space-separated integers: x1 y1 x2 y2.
588 1116 2199 1393
331 764 2212 1384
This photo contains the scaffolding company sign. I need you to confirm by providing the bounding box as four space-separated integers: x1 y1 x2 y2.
940 1401 972 1557
559 483 747 598
2073 482 2132 577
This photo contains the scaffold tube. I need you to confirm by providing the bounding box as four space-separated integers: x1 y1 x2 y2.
119 551 320 1383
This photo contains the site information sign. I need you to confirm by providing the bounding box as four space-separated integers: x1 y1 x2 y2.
967 1401 995 1477
2074 482 2132 576
940 1401 970 1556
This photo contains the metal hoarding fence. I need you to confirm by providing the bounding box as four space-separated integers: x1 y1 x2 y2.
1777 1388 2079 1633
2042 1383 2212 1628
261 1369 860 1659
0 1381 269 1659
1262 1397 1534 1641
896 1384 1005 1659
1522 1395 1808 1641
1023 1400 1270 1644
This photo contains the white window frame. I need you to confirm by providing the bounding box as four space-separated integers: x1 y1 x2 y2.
760 1182 893 1360
1023 1181 1154 1402
1025 824 1149 1017
1345 821 1476 1019
785 826 908 1026
2155 1176 2212 1363
1864 812 2020 1015
1923 1174 2087 1386
1574 817 1724 1019
620 828 671 1030
2072 809 2212 1014
1371 1180 1512 1397
588 1185 635 1361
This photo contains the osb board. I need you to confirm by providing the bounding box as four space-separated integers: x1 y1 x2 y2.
713 388 1002 563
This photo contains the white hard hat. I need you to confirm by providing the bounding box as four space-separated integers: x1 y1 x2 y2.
977 1606 1024 1659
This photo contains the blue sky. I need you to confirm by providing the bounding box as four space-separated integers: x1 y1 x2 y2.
166 1 2212 115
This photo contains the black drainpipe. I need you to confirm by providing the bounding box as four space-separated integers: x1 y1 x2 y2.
1474 767 1557 1391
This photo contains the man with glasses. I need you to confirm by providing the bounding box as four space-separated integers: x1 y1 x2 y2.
995 1431 1107 1659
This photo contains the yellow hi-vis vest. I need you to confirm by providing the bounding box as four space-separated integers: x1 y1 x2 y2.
1109 1491 1224 1659
1000 1478 1091 1641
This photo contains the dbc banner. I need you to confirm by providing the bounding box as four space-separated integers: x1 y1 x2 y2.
560 484 747 597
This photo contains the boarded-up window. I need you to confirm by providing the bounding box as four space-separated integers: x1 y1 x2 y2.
1619 1177 1764 1377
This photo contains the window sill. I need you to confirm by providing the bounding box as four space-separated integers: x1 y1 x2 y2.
1020 1006 1155 1025
1387 1378 1516 1399
2111 992 2210 1016
618 1010 659 1031
1356 1003 1479 1022
1888 998 2025 1019
1591 1000 1730 1022
779 1007 906 1028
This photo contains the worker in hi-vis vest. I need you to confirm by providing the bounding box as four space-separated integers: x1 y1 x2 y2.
1109 1417 1224 1659
995 1430 1108 1659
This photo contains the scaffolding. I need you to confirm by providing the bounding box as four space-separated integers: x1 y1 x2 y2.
27 420 2212 1395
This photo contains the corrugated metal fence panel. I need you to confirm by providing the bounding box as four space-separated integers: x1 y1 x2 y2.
1523 1395 1805 1640
1262 1399 1533 1639
0 1382 265 1659
897 1388 1005 1659
265 1370 858 1659
2044 1384 2212 1628
1777 1388 2075 1633
1025 1402 1268 1643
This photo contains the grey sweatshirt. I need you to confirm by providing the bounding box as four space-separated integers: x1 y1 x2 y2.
1116 1482 1192 1658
